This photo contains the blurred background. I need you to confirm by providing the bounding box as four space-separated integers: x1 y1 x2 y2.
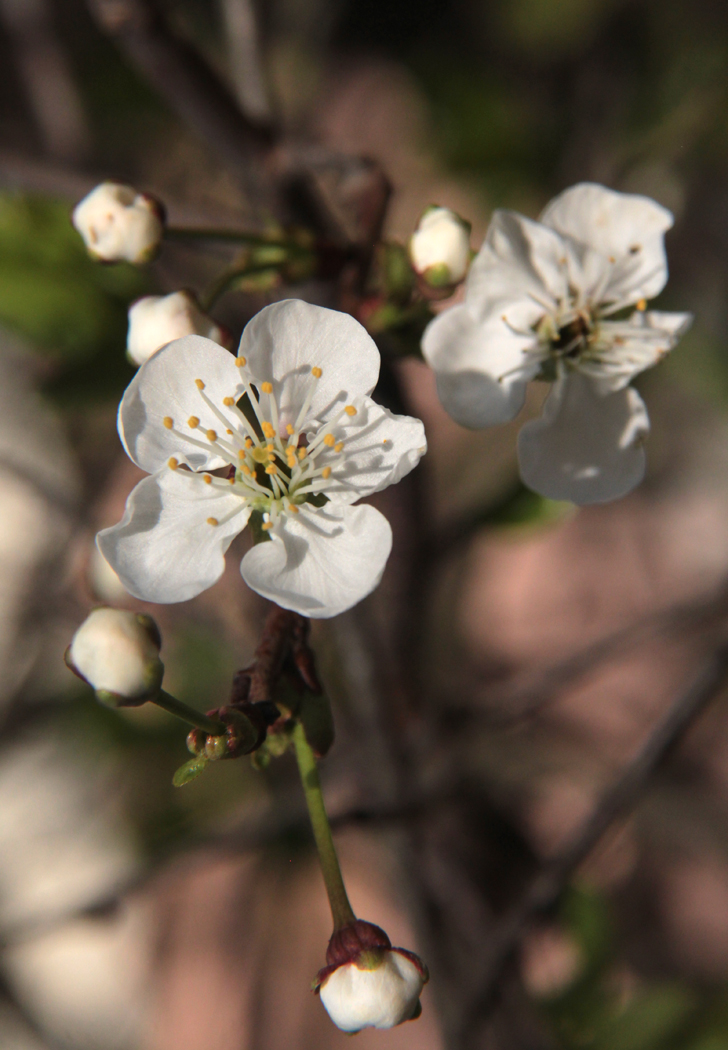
3 1 728 1048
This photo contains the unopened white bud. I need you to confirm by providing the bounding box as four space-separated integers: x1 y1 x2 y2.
126 291 230 366
319 949 426 1033
410 205 471 286
67 607 163 704
72 182 164 264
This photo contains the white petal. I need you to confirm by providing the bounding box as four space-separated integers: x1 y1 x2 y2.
467 210 570 313
540 183 672 303
97 468 249 603
582 309 693 393
422 303 540 426
238 300 380 425
311 397 426 505
240 503 391 618
119 335 241 473
319 951 424 1032
517 373 649 504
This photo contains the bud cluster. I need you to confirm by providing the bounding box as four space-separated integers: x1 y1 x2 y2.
185 701 279 762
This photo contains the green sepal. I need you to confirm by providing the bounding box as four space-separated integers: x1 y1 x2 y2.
173 755 210 787
300 691 335 758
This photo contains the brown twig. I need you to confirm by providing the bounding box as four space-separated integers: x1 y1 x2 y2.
86 0 277 208
463 640 728 1036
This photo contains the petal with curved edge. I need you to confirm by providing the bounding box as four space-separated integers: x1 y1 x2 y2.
466 210 570 315
540 183 672 304
517 372 649 504
238 299 380 426
97 468 249 603
581 310 693 393
422 304 540 427
240 503 392 618
120 335 242 474
306 397 426 505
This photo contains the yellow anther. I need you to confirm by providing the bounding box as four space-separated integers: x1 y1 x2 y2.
266 443 274 451
298 447 306 460
207 517 219 526
261 382 273 394
261 521 273 531
238 449 246 460
334 442 344 453
223 396 235 406
267 451 276 462
242 464 251 475
228 476 235 485
226 428 233 435
286 424 295 435
168 457 179 470
265 464 278 475
245 437 253 448
163 416 173 429
203 474 212 485
206 429 218 442
188 415 200 428
288 503 299 513
311 366 322 378
323 433 335 447
608 255 616 264
261 421 275 438
195 379 205 390
235 356 246 367
322 466 332 479
345 405 357 416
636 298 647 311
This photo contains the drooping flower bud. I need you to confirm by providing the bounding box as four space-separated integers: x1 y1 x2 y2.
65 607 164 707
409 205 471 288
126 291 231 366
72 182 164 264
314 920 428 1033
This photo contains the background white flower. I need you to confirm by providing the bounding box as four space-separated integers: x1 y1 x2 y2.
422 183 692 504
410 205 471 287
98 299 427 618
127 290 229 366
72 182 164 264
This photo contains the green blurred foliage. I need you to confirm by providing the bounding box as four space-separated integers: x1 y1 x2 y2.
0 192 149 401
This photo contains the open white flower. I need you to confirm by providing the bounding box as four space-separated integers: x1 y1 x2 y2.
98 299 427 618
72 182 164 264
127 291 229 366
422 183 692 504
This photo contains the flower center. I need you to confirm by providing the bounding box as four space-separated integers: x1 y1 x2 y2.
161 360 358 535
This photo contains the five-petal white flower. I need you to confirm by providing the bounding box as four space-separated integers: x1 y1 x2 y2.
422 183 692 504
98 299 426 618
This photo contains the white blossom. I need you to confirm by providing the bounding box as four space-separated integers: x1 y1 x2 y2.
97 299 427 618
319 949 426 1032
127 291 229 366
410 205 471 286
422 183 692 504
72 182 164 264
67 608 163 702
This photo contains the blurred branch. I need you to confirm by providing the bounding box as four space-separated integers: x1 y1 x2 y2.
464 640 728 1036
86 0 277 209
218 0 272 123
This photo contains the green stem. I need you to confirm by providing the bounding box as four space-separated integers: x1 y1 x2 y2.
293 721 356 930
152 690 226 735
200 261 284 312
165 226 286 247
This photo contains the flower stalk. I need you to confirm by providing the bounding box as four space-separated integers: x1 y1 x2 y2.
293 721 355 930
152 689 226 735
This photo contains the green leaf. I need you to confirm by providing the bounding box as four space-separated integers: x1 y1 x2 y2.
173 756 210 787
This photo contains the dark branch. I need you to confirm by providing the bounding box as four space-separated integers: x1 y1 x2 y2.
464 640 728 1032
86 0 277 207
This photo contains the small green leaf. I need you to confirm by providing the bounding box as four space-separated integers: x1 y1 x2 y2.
172 755 209 787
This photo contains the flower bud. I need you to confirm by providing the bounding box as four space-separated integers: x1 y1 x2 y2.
126 291 231 366
72 182 164 264
66 607 163 706
409 205 471 288
314 920 428 1033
